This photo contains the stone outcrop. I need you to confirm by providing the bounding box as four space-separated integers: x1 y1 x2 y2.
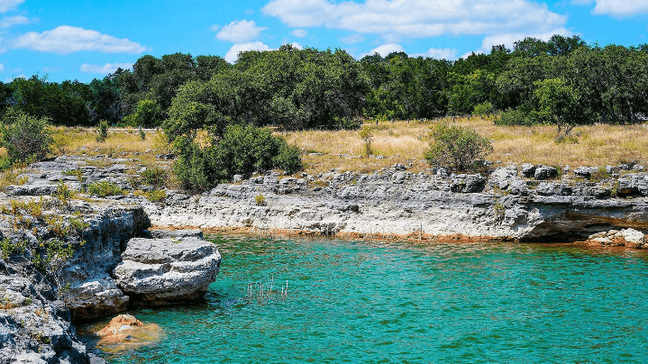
113 237 221 306
0 267 90 364
58 207 151 320
584 228 647 248
0 162 222 363
148 165 648 245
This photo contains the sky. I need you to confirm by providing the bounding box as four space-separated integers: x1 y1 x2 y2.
0 0 647 83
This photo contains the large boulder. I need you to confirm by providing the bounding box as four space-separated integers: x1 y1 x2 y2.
113 237 221 306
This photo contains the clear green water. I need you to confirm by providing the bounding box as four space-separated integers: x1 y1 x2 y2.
101 237 648 363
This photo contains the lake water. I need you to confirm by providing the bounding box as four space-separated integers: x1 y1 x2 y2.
102 236 648 363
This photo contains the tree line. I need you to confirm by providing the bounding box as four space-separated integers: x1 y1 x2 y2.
1 34 646 133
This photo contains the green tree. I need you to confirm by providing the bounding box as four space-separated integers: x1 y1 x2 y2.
172 124 302 190
9 76 91 126
534 78 587 136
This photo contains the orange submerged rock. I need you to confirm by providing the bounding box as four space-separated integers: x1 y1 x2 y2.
96 314 164 353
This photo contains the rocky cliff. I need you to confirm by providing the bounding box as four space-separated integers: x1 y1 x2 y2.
149 163 648 247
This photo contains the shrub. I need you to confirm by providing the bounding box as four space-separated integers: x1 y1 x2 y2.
96 120 109 142
473 101 494 115
358 125 374 157
0 109 52 163
273 143 302 175
173 124 302 190
495 108 539 126
424 123 493 171
255 193 266 206
87 181 123 197
140 166 167 187
55 181 76 206
146 189 166 202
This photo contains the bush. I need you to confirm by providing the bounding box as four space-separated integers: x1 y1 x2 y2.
473 101 494 115
96 120 108 142
0 109 52 163
173 124 302 191
87 181 123 197
424 123 493 171
495 108 540 126
254 193 266 206
140 166 167 187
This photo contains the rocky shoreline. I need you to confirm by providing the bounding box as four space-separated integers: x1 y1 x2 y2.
1 155 647 362
147 161 648 247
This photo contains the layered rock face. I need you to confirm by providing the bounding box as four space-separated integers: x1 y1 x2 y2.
58 207 151 320
0 265 91 364
149 164 648 246
114 237 221 306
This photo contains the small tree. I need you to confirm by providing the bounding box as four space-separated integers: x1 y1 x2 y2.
424 123 492 171
0 109 52 163
358 125 374 157
534 78 585 138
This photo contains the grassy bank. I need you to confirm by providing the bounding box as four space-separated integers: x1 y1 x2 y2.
3 118 646 180
284 117 648 175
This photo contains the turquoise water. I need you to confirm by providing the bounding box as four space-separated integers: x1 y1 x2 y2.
103 237 648 363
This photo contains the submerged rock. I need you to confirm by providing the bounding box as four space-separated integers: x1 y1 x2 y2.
96 314 163 353
113 237 221 306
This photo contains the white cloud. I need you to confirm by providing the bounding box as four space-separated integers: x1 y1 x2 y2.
292 29 307 38
0 0 24 13
413 47 457 60
0 63 4 72
590 0 648 17
262 0 567 40
364 43 404 57
216 20 267 43
4 74 24 82
12 26 147 54
341 33 364 44
224 42 305 63
477 27 571 53
225 41 272 63
0 15 29 28
80 62 133 74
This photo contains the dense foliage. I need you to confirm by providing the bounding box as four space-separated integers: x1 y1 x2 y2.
0 35 645 131
173 124 302 191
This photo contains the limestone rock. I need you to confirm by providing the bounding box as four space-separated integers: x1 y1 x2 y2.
521 163 535 178
574 167 599 178
113 237 221 306
534 166 558 180
58 207 151 320
586 228 646 248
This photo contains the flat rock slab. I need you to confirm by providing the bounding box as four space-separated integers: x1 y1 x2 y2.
113 237 221 306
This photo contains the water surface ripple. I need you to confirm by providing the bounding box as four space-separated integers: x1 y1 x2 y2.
105 238 648 363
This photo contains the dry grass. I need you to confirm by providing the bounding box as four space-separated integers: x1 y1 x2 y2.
29 119 648 178
283 117 648 174
50 127 170 165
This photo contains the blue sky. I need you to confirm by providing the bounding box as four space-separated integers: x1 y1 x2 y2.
1 0 647 83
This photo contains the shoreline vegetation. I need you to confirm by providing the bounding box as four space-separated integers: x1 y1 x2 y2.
8 116 644 179
0 34 646 189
